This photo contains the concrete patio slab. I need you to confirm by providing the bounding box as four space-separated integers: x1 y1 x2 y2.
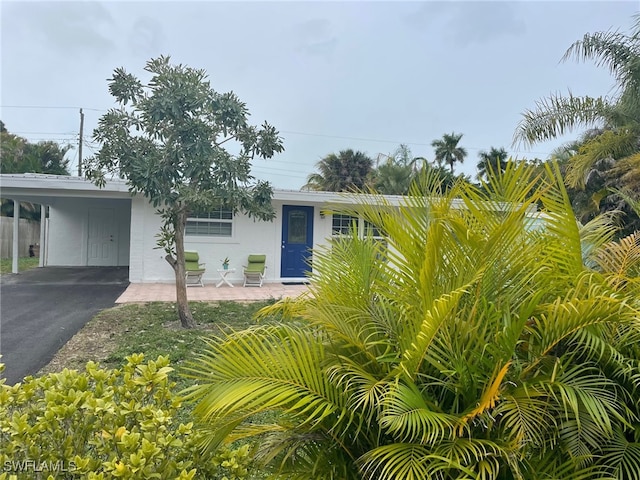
116 282 311 303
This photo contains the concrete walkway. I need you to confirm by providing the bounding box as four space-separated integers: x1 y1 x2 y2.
116 282 311 303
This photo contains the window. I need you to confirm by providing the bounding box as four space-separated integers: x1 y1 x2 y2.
363 220 384 239
186 207 233 237
332 214 359 236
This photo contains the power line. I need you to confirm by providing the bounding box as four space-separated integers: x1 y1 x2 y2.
3 105 558 157
11 131 77 135
1 105 105 112
280 130 556 157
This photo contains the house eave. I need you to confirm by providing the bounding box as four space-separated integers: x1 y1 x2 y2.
0 173 132 203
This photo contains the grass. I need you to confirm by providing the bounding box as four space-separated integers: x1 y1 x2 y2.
0 256 39 275
43 300 281 393
34 300 283 479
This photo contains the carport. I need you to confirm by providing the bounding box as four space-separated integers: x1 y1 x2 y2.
1 173 132 274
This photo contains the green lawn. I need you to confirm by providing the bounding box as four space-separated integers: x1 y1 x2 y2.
42 300 281 392
38 299 283 455
0 256 39 275
17 301 280 479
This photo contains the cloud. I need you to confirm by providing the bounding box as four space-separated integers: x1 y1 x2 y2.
127 16 166 57
292 18 338 57
22 2 117 55
404 2 526 47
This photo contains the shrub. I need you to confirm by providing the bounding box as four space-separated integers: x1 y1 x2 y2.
0 356 251 479
186 163 640 479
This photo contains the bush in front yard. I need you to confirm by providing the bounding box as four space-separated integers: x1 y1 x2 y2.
0 356 251 479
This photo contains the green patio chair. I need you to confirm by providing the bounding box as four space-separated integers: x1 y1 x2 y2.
185 251 206 287
243 254 267 287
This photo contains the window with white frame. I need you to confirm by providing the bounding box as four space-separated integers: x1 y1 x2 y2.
332 214 359 236
331 214 388 259
186 207 233 237
363 220 384 240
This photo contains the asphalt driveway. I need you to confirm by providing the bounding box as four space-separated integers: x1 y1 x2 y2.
0 267 129 385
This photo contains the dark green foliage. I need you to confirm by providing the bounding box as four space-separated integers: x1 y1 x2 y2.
431 132 467 173
0 123 71 220
515 15 640 236
476 146 508 180
304 149 373 192
0 125 71 176
85 56 284 328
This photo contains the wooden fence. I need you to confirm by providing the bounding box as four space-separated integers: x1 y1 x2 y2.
0 217 41 258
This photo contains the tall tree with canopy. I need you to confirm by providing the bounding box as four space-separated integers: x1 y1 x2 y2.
431 132 467 173
303 149 373 192
370 145 418 195
86 56 284 328
0 122 71 219
514 15 640 234
476 146 509 181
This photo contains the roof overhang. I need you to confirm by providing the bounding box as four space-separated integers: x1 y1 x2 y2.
0 173 132 204
0 174 537 215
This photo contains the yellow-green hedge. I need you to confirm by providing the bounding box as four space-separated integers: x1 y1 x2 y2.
0 355 250 479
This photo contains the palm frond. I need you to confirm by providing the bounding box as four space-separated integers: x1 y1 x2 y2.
514 94 614 146
536 162 584 276
184 325 352 443
600 428 640 480
360 443 475 480
537 363 621 437
379 381 461 444
459 361 512 434
526 282 634 363
562 25 640 96
594 231 640 280
432 438 507 477
611 155 640 200
394 277 481 379
579 212 620 269
521 451 615 480
494 388 558 449
253 430 360 480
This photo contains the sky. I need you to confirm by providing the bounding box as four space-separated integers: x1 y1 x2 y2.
1 0 638 190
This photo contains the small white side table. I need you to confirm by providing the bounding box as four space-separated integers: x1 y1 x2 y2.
216 268 236 288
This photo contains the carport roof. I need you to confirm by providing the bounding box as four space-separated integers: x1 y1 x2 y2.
1 173 132 203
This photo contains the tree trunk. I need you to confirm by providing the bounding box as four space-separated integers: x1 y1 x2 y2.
171 209 196 329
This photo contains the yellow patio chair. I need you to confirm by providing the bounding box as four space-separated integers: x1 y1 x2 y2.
185 251 206 287
243 254 267 287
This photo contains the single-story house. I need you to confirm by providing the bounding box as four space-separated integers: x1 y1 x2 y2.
0 173 408 284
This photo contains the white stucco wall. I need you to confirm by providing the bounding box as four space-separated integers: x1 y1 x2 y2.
47 198 131 266
128 198 336 284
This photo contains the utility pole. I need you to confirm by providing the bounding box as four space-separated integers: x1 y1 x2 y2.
78 108 84 176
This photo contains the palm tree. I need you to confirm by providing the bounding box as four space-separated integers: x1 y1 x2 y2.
186 162 640 479
303 149 373 192
370 145 423 195
514 15 640 234
371 160 413 195
476 146 509 180
431 132 467 173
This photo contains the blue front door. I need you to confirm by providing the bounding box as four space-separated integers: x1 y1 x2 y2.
281 205 314 278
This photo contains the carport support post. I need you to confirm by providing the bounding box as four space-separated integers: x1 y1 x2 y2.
12 199 20 274
39 205 47 267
